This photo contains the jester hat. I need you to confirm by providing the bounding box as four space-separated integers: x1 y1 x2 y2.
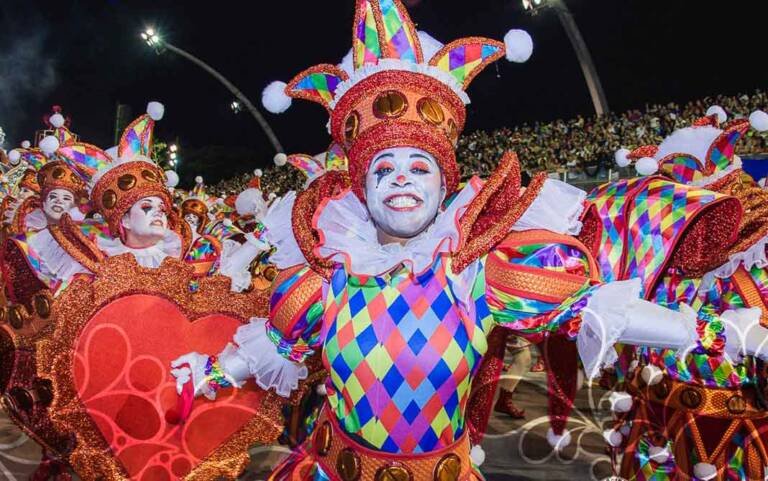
262 0 533 198
616 107 768 187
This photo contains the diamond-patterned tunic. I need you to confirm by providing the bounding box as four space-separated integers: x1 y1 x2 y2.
268 236 595 454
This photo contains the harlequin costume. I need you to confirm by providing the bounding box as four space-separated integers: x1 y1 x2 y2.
588 108 768 480
173 3 703 481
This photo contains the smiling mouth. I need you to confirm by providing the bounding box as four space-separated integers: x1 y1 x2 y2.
51 206 63 213
384 194 422 212
150 220 164 227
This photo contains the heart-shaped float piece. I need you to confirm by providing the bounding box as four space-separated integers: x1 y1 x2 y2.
37 255 282 480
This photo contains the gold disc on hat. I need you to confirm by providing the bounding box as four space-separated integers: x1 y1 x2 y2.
118 174 137 191
345 112 360 142
142 169 159 182
52 167 66 180
373 91 408 119
315 421 332 456
8 305 26 330
726 394 747 414
33 293 51 319
417 97 445 125
680 387 702 409
102 189 117 209
434 454 461 481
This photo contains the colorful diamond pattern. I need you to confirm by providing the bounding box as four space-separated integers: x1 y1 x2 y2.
321 258 485 454
292 73 342 105
379 0 418 63
659 154 706 185
119 115 153 159
709 128 741 173
433 43 502 87
354 0 382 68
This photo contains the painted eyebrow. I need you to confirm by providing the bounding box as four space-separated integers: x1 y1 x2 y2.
409 153 435 164
374 153 395 162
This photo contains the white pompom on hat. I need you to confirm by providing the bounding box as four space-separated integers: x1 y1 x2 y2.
147 101 165 121
8 149 21 165
253 168 263 177
21 140 31 149
504 29 533 63
749 110 768 132
195 175 203 184
49 113 65 128
635 157 659 176
614 148 631 167
39 135 60 156
262 81 292 114
274 152 288 166
164 170 179 188
705 105 727 124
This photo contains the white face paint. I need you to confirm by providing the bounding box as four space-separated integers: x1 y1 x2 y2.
42 188 75 224
184 213 200 231
18 187 35 200
364 147 444 241
121 196 168 247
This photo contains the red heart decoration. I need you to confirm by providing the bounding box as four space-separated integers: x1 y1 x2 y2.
73 294 266 481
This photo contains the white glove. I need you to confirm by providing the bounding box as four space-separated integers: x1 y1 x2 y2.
170 352 217 400
220 234 271 293
722 307 768 362
620 301 699 360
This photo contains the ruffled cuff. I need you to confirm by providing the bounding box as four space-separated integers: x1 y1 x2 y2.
226 317 308 397
513 179 586 235
261 191 306 269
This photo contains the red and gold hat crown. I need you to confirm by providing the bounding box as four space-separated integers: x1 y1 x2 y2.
18 168 40 194
37 161 87 201
263 0 533 197
615 106 768 186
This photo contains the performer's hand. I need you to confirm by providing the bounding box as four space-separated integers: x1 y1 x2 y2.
171 352 215 400
722 307 768 362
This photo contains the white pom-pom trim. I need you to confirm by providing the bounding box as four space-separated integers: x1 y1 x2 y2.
614 148 631 167
262 81 292 114
648 446 670 464
195 175 203 184
268 192 277 200
641 365 663 386
49 113 65 128
609 391 633 413
705 105 727 124
21 140 31 149
147 101 165 121
253 168 263 177
749 110 768 132
693 462 717 480
470 445 486 466
603 429 623 448
316 383 327 396
504 29 533 63
164 170 179 188
546 428 572 451
39 135 60 156
635 157 658 176
8 150 21 165
274 153 288 166
222 218 233 227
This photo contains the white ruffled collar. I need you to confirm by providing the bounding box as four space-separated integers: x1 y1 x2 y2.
96 230 183 268
703 233 768 285
314 179 481 277
312 178 586 277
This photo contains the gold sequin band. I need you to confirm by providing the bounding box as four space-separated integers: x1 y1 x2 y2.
312 406 475 481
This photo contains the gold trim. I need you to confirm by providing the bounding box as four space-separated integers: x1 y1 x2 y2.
36 254 284 480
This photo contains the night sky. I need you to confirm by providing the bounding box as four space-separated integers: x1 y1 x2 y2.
1 0 767 180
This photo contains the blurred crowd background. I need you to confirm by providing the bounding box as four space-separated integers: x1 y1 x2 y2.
208 90 768 197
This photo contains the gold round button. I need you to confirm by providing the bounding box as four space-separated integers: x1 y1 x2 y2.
373 91 408 119
680 388 702 409
417 98 445 125
8 305 26 330
117 174 137 191
315 421 332 456
434 454 461 481
33 294 51 319
102 189 117 209
446 119 458 143
336 448 361 481
375 464 412 481
345 112 360 142
727 394 747 415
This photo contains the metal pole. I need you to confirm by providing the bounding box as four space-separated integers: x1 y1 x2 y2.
161 42 285 153
551 0 609 116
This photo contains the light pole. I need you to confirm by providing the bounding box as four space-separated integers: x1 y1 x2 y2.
141 28 285 153
522 0 609 116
